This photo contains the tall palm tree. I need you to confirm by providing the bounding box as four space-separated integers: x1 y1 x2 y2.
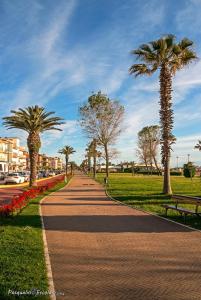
129 35 197 195
87 139 102 179
195 140 201 151
58 146 76 177
3 105 64 186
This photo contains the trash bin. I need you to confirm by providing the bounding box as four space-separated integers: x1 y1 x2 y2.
104 177 108 185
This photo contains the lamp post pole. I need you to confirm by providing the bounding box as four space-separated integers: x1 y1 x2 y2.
176 156 179 169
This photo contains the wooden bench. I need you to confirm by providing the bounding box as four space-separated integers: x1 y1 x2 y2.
161 194 201 222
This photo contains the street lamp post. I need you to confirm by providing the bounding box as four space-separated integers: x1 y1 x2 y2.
176 156 179 169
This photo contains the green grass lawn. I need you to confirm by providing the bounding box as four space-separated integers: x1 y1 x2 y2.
96 173 201 230
0 180 67 300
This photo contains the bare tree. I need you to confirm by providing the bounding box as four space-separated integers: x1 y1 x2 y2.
136 133 150 172
146 125 161 174
137 125 161 174
101 147 119 161
79 91 124 178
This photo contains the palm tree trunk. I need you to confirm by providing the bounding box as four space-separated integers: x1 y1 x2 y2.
160 63 173 195
87 154 91 174
65 156 68 177
92 140 97 178
104 143 109 178
93 154 97 178
27 132 40 187
70 162 73 175
163 157 172 194
29 151 38 186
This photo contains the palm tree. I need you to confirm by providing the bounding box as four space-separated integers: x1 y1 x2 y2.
87 139 102 179
58 146 76 177
3 105 64 186
195 140 201 151
129 35 197 194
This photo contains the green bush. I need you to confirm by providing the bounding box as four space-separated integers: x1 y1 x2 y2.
170 171 182 176
136 170 160 175
183 162 195 178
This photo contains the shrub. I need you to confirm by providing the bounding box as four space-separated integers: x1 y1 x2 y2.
136 170 160 175
170 171 182 176
183 162 195 178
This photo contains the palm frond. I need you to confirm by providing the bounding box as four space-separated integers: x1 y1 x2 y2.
129 64 154 76
179 38 193 50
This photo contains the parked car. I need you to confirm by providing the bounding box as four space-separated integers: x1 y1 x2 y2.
5 173 25 184
38 171 48 178
49 171 56 176
18 172 30 182
0 173 6 184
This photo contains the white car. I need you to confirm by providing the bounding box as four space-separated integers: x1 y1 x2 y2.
0 173 6 184
5 173 25 184
18 172 30 182
49 172 56 176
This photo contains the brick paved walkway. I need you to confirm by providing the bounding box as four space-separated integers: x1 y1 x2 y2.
41 173 201 300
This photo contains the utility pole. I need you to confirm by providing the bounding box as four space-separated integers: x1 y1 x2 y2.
176 156 179 169
187 154 190 163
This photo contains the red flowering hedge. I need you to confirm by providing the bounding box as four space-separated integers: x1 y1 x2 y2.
0 174 66 217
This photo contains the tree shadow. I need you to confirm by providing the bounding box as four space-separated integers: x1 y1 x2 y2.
114 194 170 203
43 196 109 201
3 214 193 233
57 189 105 192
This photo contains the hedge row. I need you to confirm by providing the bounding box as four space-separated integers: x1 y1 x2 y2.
117 169 182 176
0 175 65 217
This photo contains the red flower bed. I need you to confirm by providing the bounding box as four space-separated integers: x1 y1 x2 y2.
0 174 65 217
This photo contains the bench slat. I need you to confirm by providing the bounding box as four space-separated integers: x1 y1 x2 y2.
162 195 201 221
161 204 196 214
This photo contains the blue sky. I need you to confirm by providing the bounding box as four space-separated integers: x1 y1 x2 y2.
0 0 201 166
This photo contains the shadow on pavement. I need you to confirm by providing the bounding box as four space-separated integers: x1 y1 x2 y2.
4 214 193 233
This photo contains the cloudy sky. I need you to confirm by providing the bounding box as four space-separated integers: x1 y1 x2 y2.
0 0 201 166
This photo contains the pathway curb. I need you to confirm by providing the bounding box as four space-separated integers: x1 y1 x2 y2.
39 177 72 300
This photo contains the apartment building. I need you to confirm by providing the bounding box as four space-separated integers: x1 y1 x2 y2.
0 137 63 172
0 137 27 172
37 154 63 170
0 138 10 172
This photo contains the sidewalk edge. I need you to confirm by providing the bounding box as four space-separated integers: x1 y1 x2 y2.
39 177 72 300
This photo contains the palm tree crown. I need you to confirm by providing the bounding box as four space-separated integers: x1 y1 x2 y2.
3 105 64 134
58 146 76 176
3 105 64 186
129 35 197 77
58 146 76 157
195 141 201 151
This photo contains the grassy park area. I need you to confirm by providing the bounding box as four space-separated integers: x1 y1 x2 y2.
0 180 66 300
97 173 201 230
